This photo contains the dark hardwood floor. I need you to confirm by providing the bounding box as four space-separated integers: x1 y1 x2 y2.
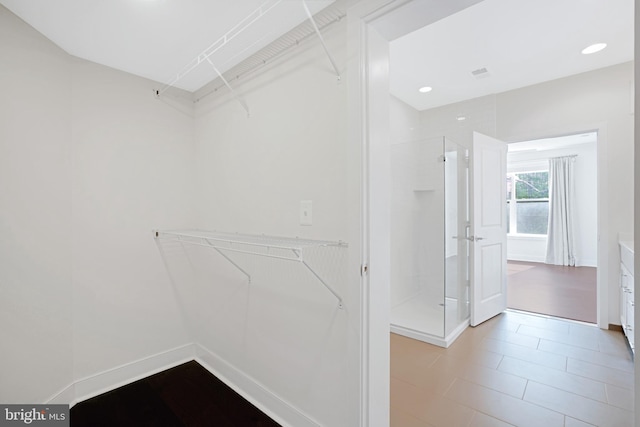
70 361 281 427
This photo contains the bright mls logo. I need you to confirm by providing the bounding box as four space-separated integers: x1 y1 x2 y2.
0 405 68 426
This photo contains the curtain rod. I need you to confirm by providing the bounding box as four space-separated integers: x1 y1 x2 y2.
508 154 578 163
549 155 578 161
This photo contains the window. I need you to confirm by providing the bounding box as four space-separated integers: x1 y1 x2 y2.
506 170 549 235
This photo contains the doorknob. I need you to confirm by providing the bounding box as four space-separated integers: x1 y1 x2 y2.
453 236 477 241
473 236 485 241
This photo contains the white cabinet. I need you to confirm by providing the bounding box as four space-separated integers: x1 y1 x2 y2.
619 241 634 353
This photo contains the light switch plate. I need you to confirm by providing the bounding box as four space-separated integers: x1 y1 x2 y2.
300 200 312 226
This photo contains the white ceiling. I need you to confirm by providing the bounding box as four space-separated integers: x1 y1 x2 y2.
1 0 633 102
0 0 335 92
390 0 634 111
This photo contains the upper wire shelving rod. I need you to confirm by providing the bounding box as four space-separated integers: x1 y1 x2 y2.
302 0 341 81
157 0 283 96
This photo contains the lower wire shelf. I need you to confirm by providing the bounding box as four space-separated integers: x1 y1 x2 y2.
154 229 348 308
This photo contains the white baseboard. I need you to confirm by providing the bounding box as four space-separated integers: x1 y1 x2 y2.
507 255 547 263
577 258 597 267
50 343 195 407
194 343 321 427
48 342 320 427
508 256 597 267
391 319 469 348
46 383 76 405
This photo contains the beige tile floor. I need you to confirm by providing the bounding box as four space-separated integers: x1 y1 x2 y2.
391 310 634 427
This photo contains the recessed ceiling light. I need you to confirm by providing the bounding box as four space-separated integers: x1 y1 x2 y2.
418 86 432 93
581 43 607 55
456 116 466 121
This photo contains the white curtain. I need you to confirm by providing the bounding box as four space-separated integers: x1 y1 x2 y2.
545 156 576 266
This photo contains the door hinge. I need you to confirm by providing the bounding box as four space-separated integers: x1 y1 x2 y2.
361 264 368 276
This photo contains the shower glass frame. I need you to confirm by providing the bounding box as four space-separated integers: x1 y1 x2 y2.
389 136 470 346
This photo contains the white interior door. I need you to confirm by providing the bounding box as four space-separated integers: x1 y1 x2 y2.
470 132 508 326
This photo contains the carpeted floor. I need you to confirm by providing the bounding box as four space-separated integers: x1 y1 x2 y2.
507 261 597 323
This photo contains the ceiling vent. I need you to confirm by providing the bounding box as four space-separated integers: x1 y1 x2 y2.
471 67 491 79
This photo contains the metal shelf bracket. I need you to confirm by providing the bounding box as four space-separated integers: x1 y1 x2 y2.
154 229 346 308
302 0 341 81
206 58 251 118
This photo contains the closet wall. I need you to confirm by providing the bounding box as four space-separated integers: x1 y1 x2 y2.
193 32 348 240
70 59 196 392
0 5 74 403
0 4 354 425
187 20 351 427
0 3 197 404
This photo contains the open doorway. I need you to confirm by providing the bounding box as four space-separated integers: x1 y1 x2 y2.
355 0 633 423
506 132 598 323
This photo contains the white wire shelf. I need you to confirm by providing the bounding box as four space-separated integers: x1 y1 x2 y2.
154 229 347 308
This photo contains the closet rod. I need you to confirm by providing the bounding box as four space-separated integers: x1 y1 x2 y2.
302 0 341 81
155 230 347 308
160 238 310 262
193 10 345 104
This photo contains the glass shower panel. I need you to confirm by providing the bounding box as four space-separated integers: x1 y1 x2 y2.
390 136 470 347
444 139 470 338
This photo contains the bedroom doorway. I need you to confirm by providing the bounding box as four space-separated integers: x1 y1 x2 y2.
505 132 598 323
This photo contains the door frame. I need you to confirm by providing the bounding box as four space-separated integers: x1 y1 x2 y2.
503 130 605 328
347 1 485 425
349 1 617 424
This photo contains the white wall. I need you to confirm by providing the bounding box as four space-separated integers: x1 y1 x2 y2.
0 3 356 424
389 97 446 308
163 20 351 427
0 3 197 404
0 5 74 403
507 141 598 266
419 62 634 326
193 37 348 241
70 59 196 391
506 235 547 263
418 94 497 148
